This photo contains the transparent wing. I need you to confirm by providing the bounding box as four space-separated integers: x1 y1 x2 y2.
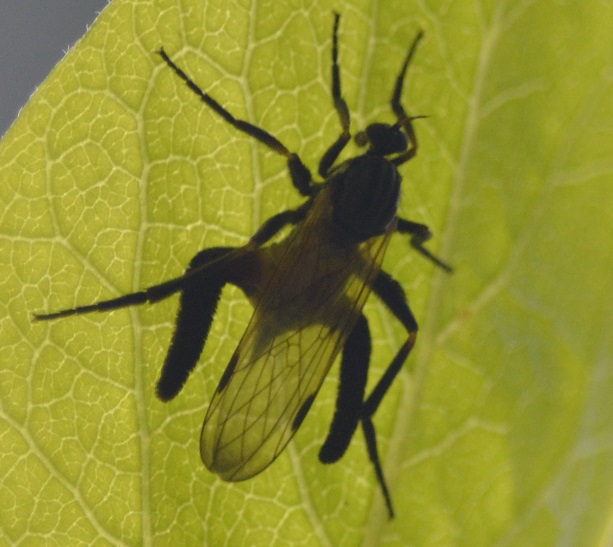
200 187 396 481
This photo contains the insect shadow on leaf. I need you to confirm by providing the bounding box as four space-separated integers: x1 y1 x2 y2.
34 12 452 518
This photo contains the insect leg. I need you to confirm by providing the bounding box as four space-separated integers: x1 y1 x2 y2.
397 218 453 272
157 247 235 401
359 269 422 518
318 12 352 178
158 49 315 197
368 270 418 415
389 31 426 167
33 247 243 320
33 269 206 321
249 200 311 246
319 313 370 463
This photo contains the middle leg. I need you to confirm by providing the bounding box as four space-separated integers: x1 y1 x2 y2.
397 218 453 272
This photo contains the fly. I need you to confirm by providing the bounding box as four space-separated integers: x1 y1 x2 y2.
35 13 452 518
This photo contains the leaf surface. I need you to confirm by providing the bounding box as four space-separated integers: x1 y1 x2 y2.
1 0 612 545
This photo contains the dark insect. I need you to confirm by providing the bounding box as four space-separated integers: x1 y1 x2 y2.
35 13 452 518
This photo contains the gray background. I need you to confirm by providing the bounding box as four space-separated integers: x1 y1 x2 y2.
1 1 109 137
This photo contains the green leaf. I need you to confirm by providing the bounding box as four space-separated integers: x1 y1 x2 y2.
2 0 612 544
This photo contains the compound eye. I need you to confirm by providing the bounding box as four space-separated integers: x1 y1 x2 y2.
354 130 368 147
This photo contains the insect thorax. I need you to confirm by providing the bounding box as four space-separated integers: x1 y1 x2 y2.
328 154 401 242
